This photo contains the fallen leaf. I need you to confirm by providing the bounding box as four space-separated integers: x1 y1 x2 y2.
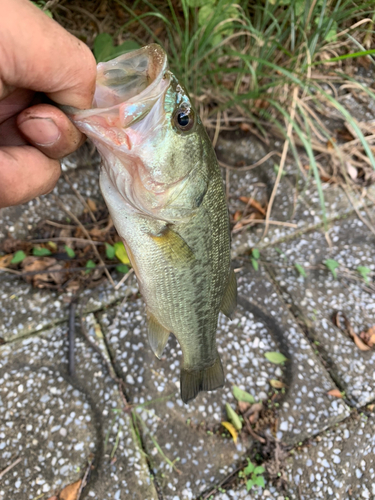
327 389 342 398
0 254 13 268
239 196 266 216
240 122 252 132
326 138 336 151
346 162 358 181
114 241 130 265
238 401 251 413
264 352 287 364
232 385 255 403
59 480 82 500
221 421 238 444
344 316 371 351
247 402 263 424
47 497 58 500
22 256 57 285
233 210 243 222
359 326 375 348
86 198 97 212
270 379 286 389
225 403 242 430
367 404 375 411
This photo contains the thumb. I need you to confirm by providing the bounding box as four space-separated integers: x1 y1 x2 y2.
17 103 85 159
0 145 60 208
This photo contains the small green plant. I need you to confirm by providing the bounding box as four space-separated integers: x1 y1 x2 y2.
238 458 265 491
85 260 96 273
324 259 339 278
295 263 307 278
105 243 116 260
11 250 26 264
251 248 260 271
357 266 371 284
64 245 75 259
32 246 51 257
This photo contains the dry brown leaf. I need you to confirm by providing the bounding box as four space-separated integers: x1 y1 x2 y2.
326 138 336 151
346 162 358 181
86 198 97 212
239 196 266 216
238 401 251 413
233 210 242 222
0 254 13 268
22 257 57 283
327 389 342 398
359 326 375 348
47 497 58 500
59 480 82 500
270 379 286 389
352 331 371 351
334 312 371 352
247 402 263 425
240 122 251 132
367 404 375 411
66 280 81 293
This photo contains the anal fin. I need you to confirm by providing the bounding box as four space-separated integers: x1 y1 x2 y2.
180 355 225 404
147 312 170 359
220 269 237 319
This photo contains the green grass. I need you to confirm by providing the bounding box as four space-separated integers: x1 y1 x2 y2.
91 0 375 224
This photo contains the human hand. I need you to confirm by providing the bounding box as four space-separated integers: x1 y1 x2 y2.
0 0 97 208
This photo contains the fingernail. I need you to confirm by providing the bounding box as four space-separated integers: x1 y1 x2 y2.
18 117 61 146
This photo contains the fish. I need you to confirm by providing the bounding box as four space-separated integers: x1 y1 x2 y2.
68 44 237 403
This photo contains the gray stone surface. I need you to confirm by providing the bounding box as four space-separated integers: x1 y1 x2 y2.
0 323 157 500
265 215 375 407
0 273 138 341
97 265 348 499
236 266 349 443
216 414 375 499
284 413 375 500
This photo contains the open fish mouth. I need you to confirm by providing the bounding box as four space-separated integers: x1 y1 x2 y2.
68 44 170 128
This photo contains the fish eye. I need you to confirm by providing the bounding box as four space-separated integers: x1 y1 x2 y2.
173 107 195 132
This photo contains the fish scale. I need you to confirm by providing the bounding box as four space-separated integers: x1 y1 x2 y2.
68 44 237 403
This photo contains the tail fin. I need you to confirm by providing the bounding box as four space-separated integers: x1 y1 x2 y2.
180 356 225 404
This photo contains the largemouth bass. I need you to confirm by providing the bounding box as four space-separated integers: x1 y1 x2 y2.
68 44 237 403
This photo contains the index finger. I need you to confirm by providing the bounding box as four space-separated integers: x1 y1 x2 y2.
0 0 97 109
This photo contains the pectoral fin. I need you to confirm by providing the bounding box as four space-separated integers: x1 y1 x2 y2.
147 312 170 359
149 226 195 264
220 269 237 319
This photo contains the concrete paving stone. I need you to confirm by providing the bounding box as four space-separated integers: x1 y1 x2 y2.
0 323 157 500
215 414 375 500
284 413 375 499
264 215 375 406
236 265 349 443
97 265 348 499
215 485 285 499
0 273 138 341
